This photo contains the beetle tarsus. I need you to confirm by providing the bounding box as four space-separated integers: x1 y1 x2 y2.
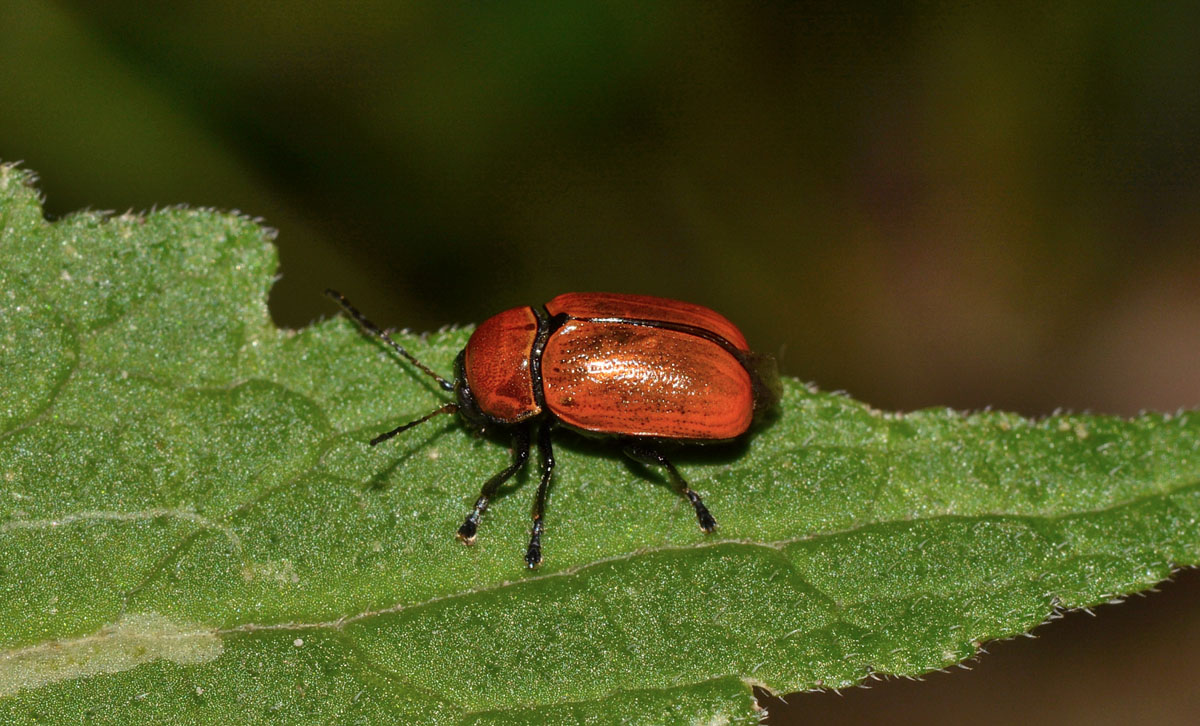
687 492 718 532
525 520 544 568
457 516 479 544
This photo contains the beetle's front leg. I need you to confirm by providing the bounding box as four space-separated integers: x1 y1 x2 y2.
525 423 555 568
457 426 531 544
622 442 717 532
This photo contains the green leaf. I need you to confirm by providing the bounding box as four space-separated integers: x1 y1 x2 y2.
1 161 1198 724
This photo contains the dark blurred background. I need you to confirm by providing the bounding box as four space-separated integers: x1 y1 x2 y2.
3 2 1198 723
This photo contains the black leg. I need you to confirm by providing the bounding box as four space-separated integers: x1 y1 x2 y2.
623 442 717 532
457 426 531 544
525 423 556 568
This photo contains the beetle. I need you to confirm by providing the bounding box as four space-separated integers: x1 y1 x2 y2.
326 290 780 568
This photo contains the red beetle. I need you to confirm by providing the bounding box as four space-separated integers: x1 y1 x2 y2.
326 290 780 567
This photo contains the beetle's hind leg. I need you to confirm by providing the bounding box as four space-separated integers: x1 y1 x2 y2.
622 442 717 532
457 426 531 544
524 423 555 569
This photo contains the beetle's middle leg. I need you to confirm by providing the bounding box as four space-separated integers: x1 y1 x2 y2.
524 423 555 569
622 442 717 532
457 426 531 544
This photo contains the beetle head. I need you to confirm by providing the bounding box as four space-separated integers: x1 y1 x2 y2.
452 349 489 435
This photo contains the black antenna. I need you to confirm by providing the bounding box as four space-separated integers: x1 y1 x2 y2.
325 289 455 392
370 402 460 446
